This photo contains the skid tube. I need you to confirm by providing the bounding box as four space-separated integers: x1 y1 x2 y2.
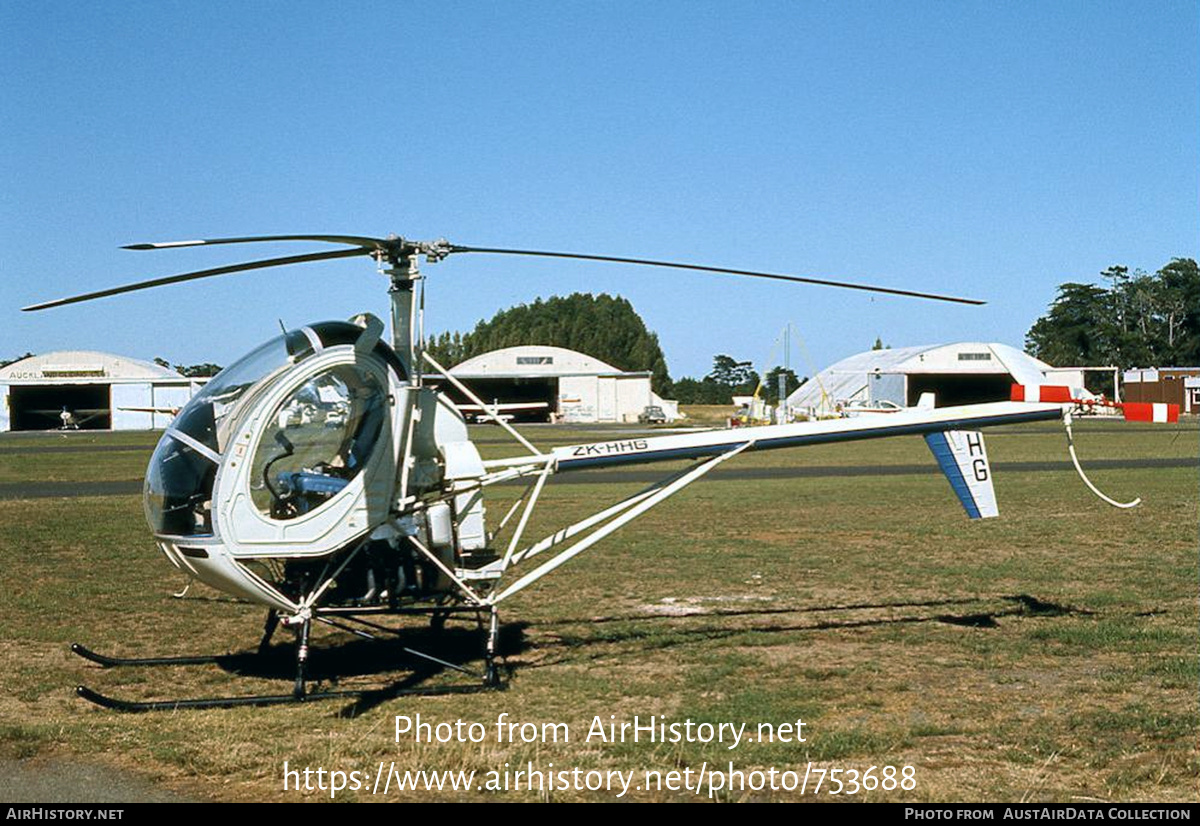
71 605 506 711
71 642 226 668
74 682 494 713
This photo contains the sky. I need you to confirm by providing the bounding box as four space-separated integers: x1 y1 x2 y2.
2 1 1197 381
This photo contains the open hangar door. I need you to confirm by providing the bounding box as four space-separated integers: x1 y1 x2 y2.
8 384 112 430
906 373 1014 408
442 377 557 423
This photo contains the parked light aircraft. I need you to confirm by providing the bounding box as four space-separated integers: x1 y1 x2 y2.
21 234 1174 710
456 401 550 424
19 405 109 430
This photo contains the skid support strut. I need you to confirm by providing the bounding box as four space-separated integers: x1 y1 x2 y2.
293 617 312 699
484 607 501 687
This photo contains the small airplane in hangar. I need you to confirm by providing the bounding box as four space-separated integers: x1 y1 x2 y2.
455 401 550 424
22 234 1178 710
19 404 110 430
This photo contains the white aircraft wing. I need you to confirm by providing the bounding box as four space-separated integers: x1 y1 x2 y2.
457 402 549 411
119 406 181 415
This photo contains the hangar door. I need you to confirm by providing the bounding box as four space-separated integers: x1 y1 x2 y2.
906 374 1013 407
446 377 556 423
112 383 154 430
597 377 617 422
8 384 111 430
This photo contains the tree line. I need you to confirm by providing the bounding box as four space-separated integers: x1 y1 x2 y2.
0 352 34 370
424 292 805 405
153 358 223 377
1026 258 1200 369
426 293 672 392
671 356 802 405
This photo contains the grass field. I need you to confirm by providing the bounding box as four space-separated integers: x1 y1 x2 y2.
0 419 1196 802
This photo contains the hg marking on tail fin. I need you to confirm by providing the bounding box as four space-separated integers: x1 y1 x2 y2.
924 429 998 519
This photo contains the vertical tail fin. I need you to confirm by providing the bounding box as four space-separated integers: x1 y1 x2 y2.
924 430 998 519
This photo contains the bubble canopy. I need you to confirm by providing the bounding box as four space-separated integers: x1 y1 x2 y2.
144 322 401 538
250 363 387 520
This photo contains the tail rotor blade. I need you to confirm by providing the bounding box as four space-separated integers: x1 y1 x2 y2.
22 247 369 311
449 245 985 305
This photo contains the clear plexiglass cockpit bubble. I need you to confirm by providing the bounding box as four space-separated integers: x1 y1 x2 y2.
144 323 391 538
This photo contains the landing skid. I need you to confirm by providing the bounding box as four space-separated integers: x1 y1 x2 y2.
71 607 506 712
74 684 360 712
70 643 226 668
74 682 494 713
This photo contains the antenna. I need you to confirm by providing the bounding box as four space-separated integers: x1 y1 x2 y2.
778 323 790 423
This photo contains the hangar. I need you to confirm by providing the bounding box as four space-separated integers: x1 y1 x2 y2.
0 351 204 432
787 342 1083 417
444 345 678 423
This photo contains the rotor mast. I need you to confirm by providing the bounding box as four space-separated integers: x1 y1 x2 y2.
384 252 421 385
378 238 451 385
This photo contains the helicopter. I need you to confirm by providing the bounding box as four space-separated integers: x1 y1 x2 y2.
22 234 1173 711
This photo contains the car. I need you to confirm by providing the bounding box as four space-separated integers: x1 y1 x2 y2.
637 405 668 424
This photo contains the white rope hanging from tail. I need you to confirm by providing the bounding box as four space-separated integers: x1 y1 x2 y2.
1063 412 1140 509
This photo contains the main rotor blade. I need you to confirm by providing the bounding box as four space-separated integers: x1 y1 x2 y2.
123 234 390 251
449 245 985 305
22 247 370 311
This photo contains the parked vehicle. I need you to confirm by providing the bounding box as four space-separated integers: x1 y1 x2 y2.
638 405 667 424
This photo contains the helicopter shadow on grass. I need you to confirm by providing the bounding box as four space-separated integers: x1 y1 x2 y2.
515 593 1089 671
175 595 1079 714
198 623 532 716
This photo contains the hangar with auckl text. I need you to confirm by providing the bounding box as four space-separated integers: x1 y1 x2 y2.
0 351 203 432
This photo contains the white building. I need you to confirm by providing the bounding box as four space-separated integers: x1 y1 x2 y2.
787 342 1083 417
446 345 678 423
0 351 204 432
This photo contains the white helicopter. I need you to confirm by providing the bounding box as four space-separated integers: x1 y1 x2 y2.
23 235 1173 711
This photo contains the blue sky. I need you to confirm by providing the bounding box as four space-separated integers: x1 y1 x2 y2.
3 1 1196 380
